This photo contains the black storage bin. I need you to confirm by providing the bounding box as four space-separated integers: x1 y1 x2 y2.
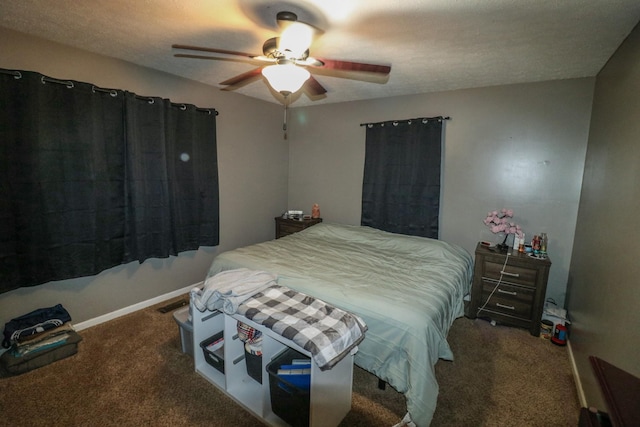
245 348 262 384
200 331 224 373
267 348 311 427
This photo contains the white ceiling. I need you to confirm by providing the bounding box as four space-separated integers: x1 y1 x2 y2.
1 0 639 107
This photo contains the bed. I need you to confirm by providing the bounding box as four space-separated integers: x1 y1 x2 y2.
205 222 473 426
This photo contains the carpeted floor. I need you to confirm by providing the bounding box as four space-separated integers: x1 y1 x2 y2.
0 296 580 426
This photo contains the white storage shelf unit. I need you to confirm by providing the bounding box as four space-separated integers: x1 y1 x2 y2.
191 303 355 427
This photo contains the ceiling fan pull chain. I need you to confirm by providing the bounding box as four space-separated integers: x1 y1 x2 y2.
283 95 289 140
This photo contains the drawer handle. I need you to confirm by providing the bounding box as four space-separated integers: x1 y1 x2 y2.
500 270 520 278
496 302 515 311
497 289 517 296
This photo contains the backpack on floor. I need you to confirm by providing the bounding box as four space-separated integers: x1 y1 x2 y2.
2 304 72 348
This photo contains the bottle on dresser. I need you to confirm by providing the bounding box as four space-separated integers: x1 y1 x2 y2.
513 234 521 252
532 235 541 254
540 233 548 257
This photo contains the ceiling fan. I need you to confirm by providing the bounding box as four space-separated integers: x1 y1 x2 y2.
172 11 391 101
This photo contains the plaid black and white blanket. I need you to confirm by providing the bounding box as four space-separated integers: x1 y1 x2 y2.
237 285 367 371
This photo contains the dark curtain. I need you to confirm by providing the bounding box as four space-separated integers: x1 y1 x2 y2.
123 93 172 262
122 94 219 263
164 103 219 254
361 118 443 238
0 71 126 290
0 69 218 294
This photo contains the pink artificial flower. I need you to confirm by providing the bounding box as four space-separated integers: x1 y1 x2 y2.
483 207 524 237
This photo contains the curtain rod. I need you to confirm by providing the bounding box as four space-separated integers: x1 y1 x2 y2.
41 76 74 88
360 116 450 127
1 68 219 116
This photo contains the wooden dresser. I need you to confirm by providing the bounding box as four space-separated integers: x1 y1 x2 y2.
274 216 322 239
579 356 640 426
468 242 551 336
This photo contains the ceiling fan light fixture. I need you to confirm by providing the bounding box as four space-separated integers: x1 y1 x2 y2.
262 63 310 95
279 22 313 58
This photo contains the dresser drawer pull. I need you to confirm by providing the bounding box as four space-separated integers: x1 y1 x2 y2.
496 303 515 311
500 270 520 278
497 289 517 296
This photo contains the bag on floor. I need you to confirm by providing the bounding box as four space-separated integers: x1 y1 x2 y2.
2 304 72 348
0 330 82 377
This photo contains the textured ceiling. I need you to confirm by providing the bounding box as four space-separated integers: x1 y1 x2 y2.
1 0 639 107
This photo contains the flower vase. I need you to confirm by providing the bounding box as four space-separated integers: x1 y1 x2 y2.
496 233 510 253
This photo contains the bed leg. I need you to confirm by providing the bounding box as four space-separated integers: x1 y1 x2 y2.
378 378 386 390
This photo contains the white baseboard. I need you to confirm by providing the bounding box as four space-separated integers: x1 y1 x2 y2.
567 340 587 407
74 284 196 331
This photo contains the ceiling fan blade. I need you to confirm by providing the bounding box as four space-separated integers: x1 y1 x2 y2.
304 75 327 97
313 58 391 75
172 44 258 59
298 57 325 67
219 67 264 90
174 53 273 66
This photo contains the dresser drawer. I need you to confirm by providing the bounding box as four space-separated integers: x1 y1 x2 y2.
482 260 538 287
479 280 534 319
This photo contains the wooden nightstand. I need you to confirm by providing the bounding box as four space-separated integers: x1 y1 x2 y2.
468 243 551 336
274 217 322 239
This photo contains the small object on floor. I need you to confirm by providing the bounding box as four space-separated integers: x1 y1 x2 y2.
551 324 568 346
540 319 554 340
157 299 188 313
491 320 497 326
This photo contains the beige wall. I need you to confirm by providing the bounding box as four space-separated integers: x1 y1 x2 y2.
568 22 640 408
0 28 287 324
288 79 595 307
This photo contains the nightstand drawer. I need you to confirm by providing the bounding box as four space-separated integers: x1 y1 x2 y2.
482 261 538 287
275 217 322 239
279 222 305 235
480 280 534 318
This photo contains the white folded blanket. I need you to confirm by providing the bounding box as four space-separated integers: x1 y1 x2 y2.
190 268 277 314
